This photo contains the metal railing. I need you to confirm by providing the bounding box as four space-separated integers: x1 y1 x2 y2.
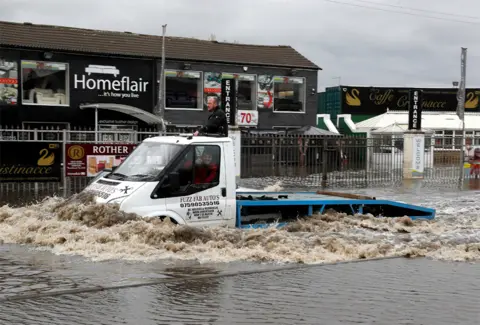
0 127 471 204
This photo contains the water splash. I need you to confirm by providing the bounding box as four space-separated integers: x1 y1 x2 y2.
0 182 479 264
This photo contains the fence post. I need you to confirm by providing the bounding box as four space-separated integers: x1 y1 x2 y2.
458 133 465 188
33 129 39 195
62 129 67 198
321 138 327 188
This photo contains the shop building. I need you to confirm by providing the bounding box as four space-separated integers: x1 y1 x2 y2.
0 20 321 134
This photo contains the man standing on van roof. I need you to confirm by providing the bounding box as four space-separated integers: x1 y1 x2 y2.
194 96 228 136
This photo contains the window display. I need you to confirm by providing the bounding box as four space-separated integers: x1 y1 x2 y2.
21 60 69 106
204 72 256 110
273 76 305 112
165 70 203 109
0 59 18 105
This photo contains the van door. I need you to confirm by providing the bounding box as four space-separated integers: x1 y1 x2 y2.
162 143 227 225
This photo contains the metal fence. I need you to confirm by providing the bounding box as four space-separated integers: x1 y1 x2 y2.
241 133 471 190
0 127 471 205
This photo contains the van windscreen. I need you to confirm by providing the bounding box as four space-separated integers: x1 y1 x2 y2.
106 142 185 181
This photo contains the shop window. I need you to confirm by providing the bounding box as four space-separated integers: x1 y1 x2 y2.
273 76 305 112
21 60 69 106
222 73 256 110
165 70 203 109
0 59 18 105
203 72 257 110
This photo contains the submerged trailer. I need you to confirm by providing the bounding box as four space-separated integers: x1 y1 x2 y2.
236 191 435 229
83 135 436 228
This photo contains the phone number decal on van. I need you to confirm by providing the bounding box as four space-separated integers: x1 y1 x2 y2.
180 201 220 208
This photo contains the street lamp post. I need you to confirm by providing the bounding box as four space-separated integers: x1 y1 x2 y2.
155 24 167 133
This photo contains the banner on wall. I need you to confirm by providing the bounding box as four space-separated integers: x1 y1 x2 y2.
341 86 480 115
221 78 237 125
257 75 274 109
411 135 425 178
0 142 62 182
0 59 18 105
408 89 423 130
65 143 136 177
204 72 222 108
236 110 258 126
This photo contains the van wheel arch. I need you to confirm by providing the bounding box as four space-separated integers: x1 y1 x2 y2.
159 216 179 224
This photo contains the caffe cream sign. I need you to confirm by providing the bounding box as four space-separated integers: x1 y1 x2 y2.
74 64 149 99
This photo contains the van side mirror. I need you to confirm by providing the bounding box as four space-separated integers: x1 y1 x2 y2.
168 171 180 190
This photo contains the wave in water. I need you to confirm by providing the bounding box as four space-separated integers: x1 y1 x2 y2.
0 183 479 264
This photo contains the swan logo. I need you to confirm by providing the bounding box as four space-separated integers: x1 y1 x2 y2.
344 88 361 106
37 148 55 166
465 91 479 109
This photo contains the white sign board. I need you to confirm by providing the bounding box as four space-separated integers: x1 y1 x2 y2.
228 129 241 178
412 135 425 177
236 110 258 126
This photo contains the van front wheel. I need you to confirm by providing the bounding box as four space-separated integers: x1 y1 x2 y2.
159 216 178 225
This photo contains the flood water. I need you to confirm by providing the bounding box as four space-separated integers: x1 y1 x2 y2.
0 180 479 324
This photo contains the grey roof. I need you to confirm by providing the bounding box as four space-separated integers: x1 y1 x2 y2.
0 20 321 69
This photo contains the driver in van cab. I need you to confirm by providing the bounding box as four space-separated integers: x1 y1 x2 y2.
183 147 219 184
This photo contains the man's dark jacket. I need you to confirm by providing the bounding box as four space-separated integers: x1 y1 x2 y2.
199 106 228 136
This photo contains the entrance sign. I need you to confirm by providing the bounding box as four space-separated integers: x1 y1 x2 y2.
408 89 423 130
221 78 237 125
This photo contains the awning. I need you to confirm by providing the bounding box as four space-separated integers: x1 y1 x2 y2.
79 103 166 126
288 125 340 136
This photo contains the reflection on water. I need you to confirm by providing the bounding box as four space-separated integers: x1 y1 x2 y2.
465 178 480 190
0 258 479 325
0 177 478 323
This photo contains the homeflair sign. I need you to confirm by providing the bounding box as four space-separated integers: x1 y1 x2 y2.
65 144 136 177
71 60 153 106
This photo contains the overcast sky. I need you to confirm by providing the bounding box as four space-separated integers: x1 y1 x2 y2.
2 0 480 90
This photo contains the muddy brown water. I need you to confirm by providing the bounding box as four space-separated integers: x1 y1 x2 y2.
0 182 479 324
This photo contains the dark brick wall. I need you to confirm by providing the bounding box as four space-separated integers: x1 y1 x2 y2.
159 60 318 129
1 47 156 127
0 46 319 130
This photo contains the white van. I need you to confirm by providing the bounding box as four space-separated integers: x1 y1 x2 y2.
84 135 238 227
